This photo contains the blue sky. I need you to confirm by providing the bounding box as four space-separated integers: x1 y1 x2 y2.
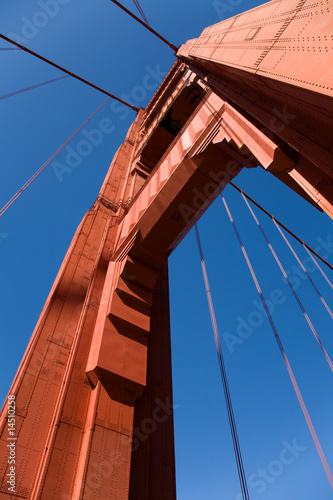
1 1 333 498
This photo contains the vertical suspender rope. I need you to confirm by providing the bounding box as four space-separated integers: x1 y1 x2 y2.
241 193 333 372
0 34 139 111
109 0 177 52
229 182 333 313
303 245 333 291
132 0 150 26
229 181 333 272
221 195 333 490
195 225 250 500
0 75 68 101
272 219 333 320
0 98 111 218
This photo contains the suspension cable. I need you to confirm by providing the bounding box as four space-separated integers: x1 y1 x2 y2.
303 245 333 290
221 195 333 490
0 34 139 112
273 220 333 320
0 75 68 101
132 0 150 25
109 0 177 52
0 47 19 51
195 224 250 500
229 182 333 272
0 98 111 218
241 193 333 371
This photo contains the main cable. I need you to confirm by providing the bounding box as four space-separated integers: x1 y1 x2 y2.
0 98 111 218
0 34 139 112
222 195 333 490
195 224 250 500
110 0 177 52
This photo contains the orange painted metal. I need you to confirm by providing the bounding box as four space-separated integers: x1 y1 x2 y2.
178 0 333 216
0 1 332 498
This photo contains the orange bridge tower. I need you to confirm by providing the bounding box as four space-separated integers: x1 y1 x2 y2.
1 1 332 498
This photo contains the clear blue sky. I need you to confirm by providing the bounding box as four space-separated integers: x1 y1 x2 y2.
1 1 333 499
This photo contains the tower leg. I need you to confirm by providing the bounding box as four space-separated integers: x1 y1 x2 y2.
129 262 176 500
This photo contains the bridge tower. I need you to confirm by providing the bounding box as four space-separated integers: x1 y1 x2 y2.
1 0 332 498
